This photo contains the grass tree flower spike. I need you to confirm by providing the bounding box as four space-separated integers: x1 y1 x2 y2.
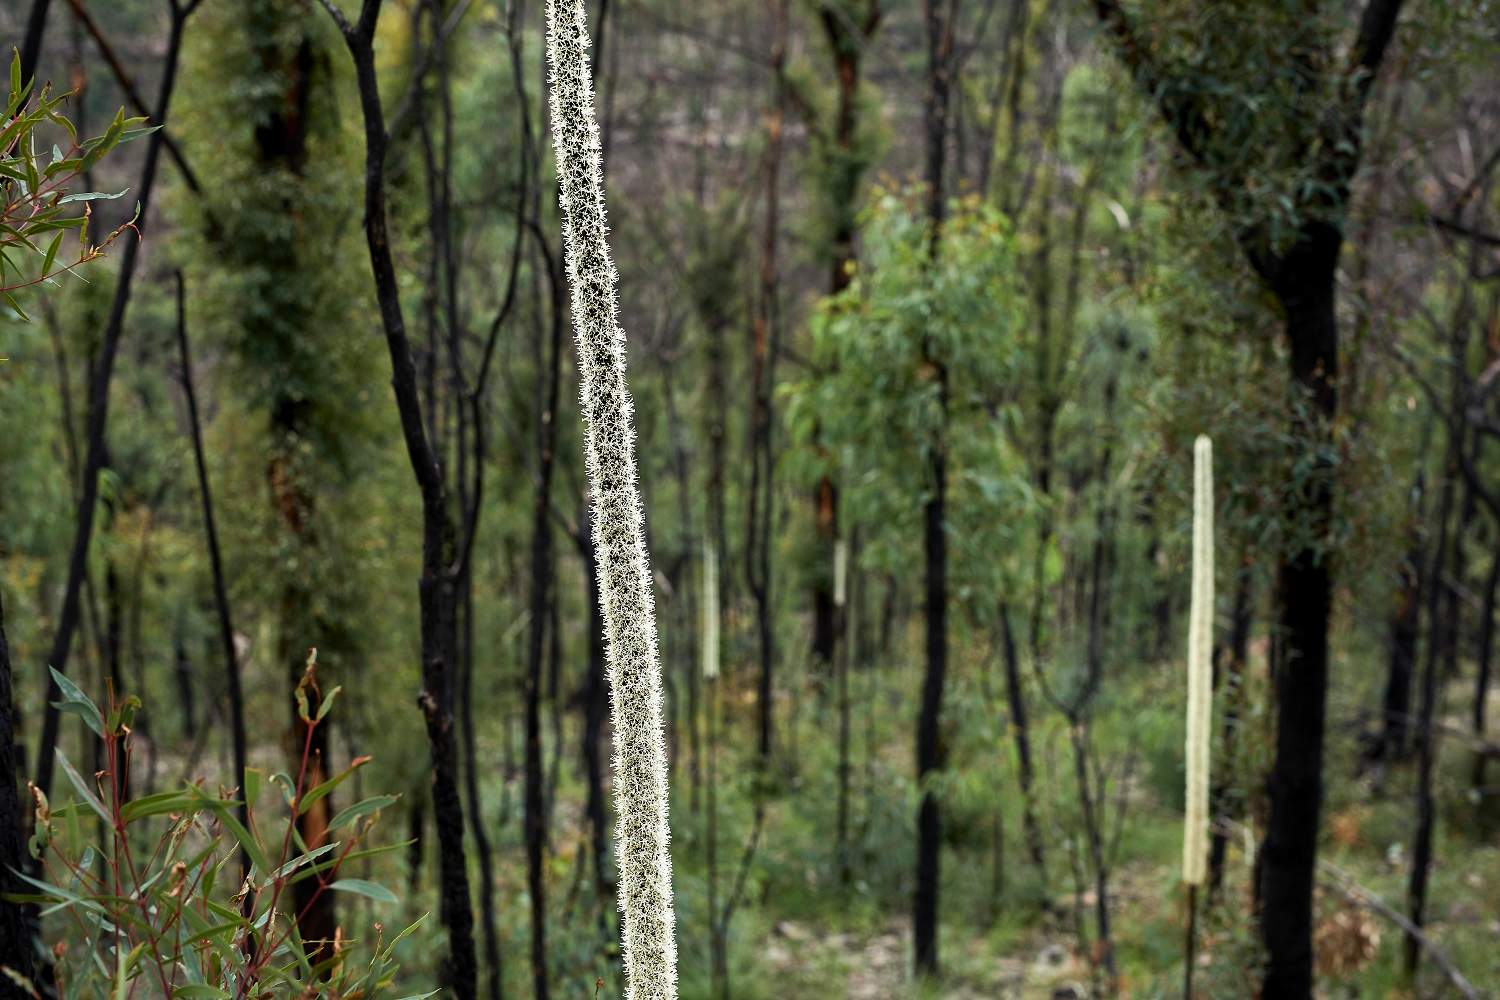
545 2 678 996
702 539 720 682
1184 435 1214 887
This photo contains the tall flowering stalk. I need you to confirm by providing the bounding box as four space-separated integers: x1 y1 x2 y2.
702 539 720 682
1183 434 1214 995
1184 435 1214 883
545 2 678 996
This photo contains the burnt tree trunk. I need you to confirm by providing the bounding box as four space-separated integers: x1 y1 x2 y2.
19 0 51 89
458 568 503 1000
1377 538 1423 762
523 221 566 1000
1473 542 1498 796
1258 259 1339 998
999 603 1045 873
174 271 251 880
913 0 955 977
324 3 477 992
746 0 787 766
34 0 191 801
0 591 36 996
1207 567 1252 897
1405 451 1459 976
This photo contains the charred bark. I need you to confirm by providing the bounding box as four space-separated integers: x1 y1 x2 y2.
174 271 251 880
0 591 36 996
1257 267 1339 999
1376 540 1423 762
999 603 1045 874
913 0 955 977
1207 568 1252 898
34 0 196 801
319 2 478 991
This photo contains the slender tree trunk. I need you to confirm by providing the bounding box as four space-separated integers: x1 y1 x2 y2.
0 591 36 997
836 534 856 885
459 570 503 1000
1207 568 1252 897
746 0 787 766
663 367 701 815
913 0 955 978
1377 539 1423 762
173 632 195 741
19 0 51 89
1406 453 1458 976
524 466 554 1000
322 5 477 991
174 271 251 880
34 0 190 801
1068 719 1116 987
523 222 566 1000
999 603 1045 873
407 791 426 897
1473 541 1498 797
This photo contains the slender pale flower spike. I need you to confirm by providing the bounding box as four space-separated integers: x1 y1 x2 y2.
545 2 678 995
833 539 848 609
702 539 720 682
1183 435 1214 887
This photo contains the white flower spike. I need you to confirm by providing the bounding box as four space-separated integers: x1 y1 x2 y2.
1183 435 1214 887
545 1 678 995
702 539 720 683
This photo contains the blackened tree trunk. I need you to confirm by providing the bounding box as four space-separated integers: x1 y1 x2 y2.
320 3 477 993
523 223 566 1000
913 0 955 978
1473 546 1498 796
999 603 1045 873
662 358 701 815
1259 270 1339 998
172 632 195 741
1377 538 1423 762
458 569 503 1000
406 791 426 896
1405 452 1459 976
524 509 554 1000
1207 567 1252 897
34 0 195 801
0 591 36 996
174 271 251 879
19 0 51 89
746 0 787 766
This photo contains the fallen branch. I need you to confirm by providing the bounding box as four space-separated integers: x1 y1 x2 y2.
1318 860 1481 1000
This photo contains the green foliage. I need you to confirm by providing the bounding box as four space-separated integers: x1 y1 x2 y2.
0 50 151 320
787 191 1027 590
10 679 427 999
